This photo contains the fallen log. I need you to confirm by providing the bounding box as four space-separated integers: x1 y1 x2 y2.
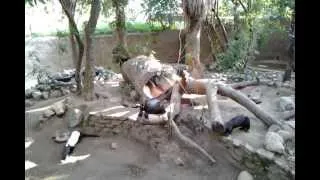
217 85 284 128
206 83 224 132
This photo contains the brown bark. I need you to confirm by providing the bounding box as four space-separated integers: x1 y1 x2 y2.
185 20 203 79
59 0 84 94
206 83 224 132
83 0 101 101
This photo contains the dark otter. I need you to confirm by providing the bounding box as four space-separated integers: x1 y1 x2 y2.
223 115 250 136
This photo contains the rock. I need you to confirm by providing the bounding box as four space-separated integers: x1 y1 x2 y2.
279 96 295 111
66 108 84 128
264 132 285 154
110 142 118 150
51 101 66 116
174 157 184 166
237 170 254 180
31 91 42 100
36 84 51 91
256 148 274 160
285 120 295 129
50 90 62 98
248 88 262 104
277 130 294 142
268 124 281 133
53 130 70 143
25 89 34 99
25 100 35 107
43 109 55 118
42 91 49 99
61 88 70 95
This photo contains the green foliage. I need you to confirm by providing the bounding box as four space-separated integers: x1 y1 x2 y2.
25 0 46 7
141 0 179 30
216 30 251 72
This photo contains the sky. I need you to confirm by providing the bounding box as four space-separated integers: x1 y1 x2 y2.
25 0 146 35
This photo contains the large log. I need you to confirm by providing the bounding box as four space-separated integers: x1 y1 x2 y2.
121 55 178 101
217 85 284 128
206 83 224 132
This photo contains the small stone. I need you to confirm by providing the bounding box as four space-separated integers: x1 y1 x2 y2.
232 139 242 147
285 121 295 129
66 108 84 128
61 88 70 95
42 91 49 99
50 90 62 98
237 170 254 180
264 132 285 154
256 148 274 160
110 142 118 150
25 100 35 107
43 109 55 118
277 130 294 142
268 124 281 133
25 89 34 99
32 91 42 100
51 101 66 116
174 157 184 166
279 96 295 112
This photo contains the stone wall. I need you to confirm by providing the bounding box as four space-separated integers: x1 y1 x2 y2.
83 112 294 180
25 30 289 74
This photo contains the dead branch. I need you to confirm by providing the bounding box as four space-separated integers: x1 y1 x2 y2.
170 119 216 164
168 83 216 164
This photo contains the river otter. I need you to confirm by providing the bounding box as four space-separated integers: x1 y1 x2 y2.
223 115 250 136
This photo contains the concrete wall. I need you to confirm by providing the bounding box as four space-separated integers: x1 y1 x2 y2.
25 30 289 74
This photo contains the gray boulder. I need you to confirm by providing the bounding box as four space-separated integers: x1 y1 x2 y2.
279 96 295 111
50 90 62 98
43 109 55 118
237 171 254 180
264 132 285 154
51 101 66 116
32 91 42 100
66 108 84 128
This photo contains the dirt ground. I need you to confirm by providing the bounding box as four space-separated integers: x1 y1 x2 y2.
25 73 294 180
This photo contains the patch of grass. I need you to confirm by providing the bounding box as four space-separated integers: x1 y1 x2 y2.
28 22 170 38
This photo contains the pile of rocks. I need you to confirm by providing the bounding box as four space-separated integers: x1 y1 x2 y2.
25 66 120 105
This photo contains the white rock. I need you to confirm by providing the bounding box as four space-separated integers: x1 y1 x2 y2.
25 160 37 170
268 124 281 133
175 157 184 166
42 91 49 99
66 108 84 128
51 101 66 116
279 96 295 111
285 120 295 129
264 132 285 154
110 142 118 150
43 109 55 118
277 130 294 142
32 91 42 100
237 170 254 180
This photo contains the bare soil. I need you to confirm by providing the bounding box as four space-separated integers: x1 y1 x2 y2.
25 77 294 180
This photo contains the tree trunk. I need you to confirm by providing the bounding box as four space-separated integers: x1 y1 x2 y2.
232 0 240 35
206 83 224 132
59 0 84 94
83 0 101 101
112 0 130 66
185 19 203 79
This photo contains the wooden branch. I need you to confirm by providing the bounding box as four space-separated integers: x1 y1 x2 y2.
237 0 248 13
168 82 216 164
206 83 224 132
168 83 181 138
170 119 216 164
217 84 284 128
